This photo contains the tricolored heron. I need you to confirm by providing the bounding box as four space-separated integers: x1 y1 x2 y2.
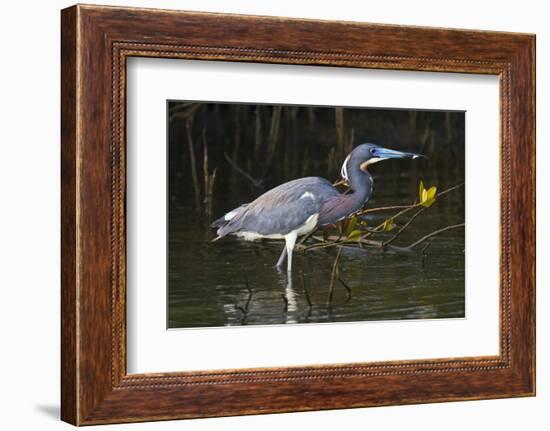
212 143 424 272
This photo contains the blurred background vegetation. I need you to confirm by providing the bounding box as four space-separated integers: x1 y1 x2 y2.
168 102 465 221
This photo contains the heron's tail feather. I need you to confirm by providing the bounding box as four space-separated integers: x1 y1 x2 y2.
211 204 248 229
210 216 227 228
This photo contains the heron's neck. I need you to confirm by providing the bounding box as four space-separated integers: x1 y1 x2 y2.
347 168 373 205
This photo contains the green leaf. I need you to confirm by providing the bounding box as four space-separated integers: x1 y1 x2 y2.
347 229 363 240
419 180 426 204
422 186 437 207
382 218 396 232
419 180 437 207
346 216 357 236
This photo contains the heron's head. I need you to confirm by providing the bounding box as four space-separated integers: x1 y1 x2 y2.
340 143 425 181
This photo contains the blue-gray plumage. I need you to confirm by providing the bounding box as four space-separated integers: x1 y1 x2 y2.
212 143 424 272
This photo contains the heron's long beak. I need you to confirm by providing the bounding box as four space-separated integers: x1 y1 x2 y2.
373 147 426 160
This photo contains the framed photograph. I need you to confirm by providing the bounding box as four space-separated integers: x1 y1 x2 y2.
61 4 535 425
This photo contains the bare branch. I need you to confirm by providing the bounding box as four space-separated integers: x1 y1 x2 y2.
224 152 263 189
406 223 465 250
383 206 427 246
185 121 201 212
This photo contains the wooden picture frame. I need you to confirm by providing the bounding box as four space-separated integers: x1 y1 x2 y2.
61 4 535 425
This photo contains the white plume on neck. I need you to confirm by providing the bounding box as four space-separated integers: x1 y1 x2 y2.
340 154 351 180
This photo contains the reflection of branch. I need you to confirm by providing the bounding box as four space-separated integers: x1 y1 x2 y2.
244 275 253 310
327 247 342 305
406 223 465 250
338 276 352 301
224 152 263 189
301 271 314 322
421 240 434 267
235 275 253 324
301 272 312 310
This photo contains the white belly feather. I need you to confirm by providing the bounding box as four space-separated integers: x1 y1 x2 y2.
235 213 319 242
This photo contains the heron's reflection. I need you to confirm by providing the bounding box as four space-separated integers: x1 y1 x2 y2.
276 269 297 324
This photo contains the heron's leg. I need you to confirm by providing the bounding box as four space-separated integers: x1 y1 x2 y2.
285 232 298 273
276 246 287 268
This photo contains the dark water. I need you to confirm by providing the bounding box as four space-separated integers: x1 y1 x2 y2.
168 173 465 329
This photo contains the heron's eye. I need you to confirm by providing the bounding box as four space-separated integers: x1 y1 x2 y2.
370 148 376 154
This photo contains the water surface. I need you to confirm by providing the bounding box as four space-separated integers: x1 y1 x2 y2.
168 174 465 328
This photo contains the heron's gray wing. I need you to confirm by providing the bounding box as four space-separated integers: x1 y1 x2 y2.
216 177 339 237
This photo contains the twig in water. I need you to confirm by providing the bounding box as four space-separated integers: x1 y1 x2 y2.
244 275 253 311
235 275 253 324
327 247 342 305
338 276 352 301
421 239 434 268
235 305 248 316
301 271 312 310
